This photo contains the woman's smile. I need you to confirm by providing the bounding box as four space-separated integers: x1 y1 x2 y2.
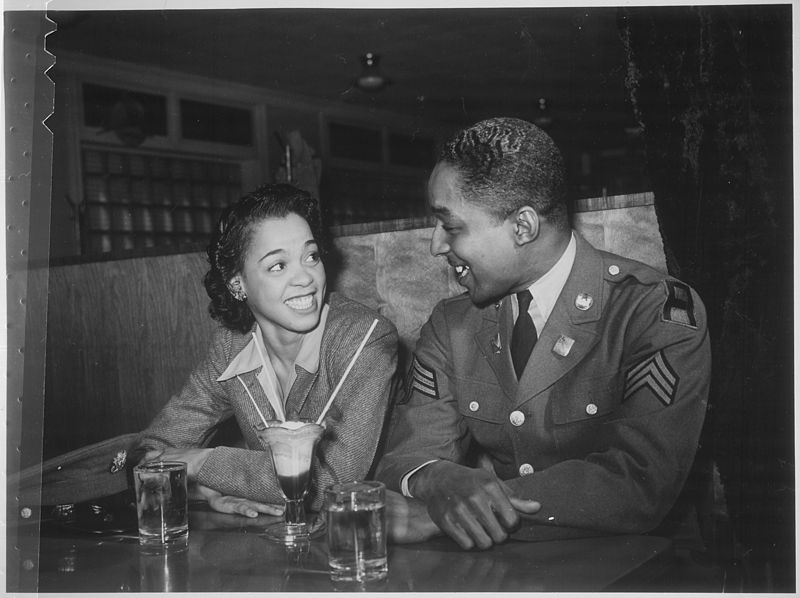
285 293 316 312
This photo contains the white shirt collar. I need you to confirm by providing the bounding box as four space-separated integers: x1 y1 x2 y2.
514 232 577 333
217 303 328 384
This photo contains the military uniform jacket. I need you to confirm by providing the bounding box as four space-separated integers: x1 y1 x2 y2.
376 233 710 535
138 292 398 510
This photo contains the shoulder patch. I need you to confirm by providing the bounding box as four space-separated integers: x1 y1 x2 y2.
662 280 697 329
406 355 439 401
624 350 679 406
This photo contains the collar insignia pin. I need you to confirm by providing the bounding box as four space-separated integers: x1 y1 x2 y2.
575 293 594 311
552 335 575 357
491 333 502 354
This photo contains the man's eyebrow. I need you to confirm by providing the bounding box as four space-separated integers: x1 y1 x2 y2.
430 205 451 217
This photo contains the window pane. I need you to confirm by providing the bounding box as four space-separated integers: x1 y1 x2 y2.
329 122 382 162
389 133 435 168
180 99 253 146
82 83 168 137
80 146 242 255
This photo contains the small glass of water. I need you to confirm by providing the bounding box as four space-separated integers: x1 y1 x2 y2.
324 480 388 585
133 461 189 551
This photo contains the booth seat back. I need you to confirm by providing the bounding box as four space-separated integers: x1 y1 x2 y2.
41 193 665 459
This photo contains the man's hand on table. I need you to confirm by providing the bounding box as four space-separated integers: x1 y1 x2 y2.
409 460 541 550
192 483 284 518
385 489 441 544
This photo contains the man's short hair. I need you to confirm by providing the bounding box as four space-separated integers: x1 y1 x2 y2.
438 117 568 228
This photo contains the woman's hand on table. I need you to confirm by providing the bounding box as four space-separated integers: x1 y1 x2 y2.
385 489 442 544
142 447 211 479
192 483 285 518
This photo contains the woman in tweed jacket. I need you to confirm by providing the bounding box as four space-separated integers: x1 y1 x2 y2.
137 184 399 517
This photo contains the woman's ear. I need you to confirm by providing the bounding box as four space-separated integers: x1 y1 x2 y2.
512 206 539 245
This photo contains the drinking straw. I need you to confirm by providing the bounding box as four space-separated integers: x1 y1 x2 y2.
240 375 271 430
316 318 379 425
354 509 364 581
353 487 365 581
252 330 286 422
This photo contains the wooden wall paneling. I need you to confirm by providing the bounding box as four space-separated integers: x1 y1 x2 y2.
43 253 215 458
42 191 663 458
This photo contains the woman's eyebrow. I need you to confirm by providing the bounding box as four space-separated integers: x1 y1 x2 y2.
257 248 286 262
258 240 317 262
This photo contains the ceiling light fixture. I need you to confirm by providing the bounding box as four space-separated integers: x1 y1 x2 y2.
356 52 388 92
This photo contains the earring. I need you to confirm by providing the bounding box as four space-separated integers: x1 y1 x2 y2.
229 282 247 302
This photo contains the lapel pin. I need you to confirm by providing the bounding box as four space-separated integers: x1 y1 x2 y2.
575 293 594 311
552 335 575 357
491 332 502 354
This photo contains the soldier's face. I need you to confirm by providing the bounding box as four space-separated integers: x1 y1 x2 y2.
428 163 520 306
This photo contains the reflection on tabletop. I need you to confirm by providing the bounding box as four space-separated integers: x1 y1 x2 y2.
29 501 673 593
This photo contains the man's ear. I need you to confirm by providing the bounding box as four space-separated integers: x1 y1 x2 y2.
512 206 539 245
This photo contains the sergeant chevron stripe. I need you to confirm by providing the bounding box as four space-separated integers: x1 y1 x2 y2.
410 356 439 399
624 350 679 406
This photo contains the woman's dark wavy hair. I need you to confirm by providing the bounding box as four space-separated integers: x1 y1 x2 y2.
204 184 327 333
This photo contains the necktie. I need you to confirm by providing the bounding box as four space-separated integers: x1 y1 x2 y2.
511 290 537 379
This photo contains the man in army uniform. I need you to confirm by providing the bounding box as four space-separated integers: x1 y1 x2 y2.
377 117 711 550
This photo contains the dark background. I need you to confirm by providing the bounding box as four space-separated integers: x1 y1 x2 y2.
7 4 795 592
620 6 794 591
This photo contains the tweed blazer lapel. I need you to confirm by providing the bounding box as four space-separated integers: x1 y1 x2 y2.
285 367 319 420
515 233 604 405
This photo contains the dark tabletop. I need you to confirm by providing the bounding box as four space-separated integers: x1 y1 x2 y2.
16 502 675 593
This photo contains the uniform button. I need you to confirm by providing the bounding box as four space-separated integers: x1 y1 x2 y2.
509 410 525 426
585 403 598 415
608 264 620 276
469 401 479 412
519 463 534 476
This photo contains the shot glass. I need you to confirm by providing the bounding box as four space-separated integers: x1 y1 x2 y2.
324 481 388 584
133 461 189 551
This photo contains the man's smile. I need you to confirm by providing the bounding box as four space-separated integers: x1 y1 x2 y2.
453 263 471 282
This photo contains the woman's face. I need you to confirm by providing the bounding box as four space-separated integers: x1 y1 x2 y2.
235 213 327 339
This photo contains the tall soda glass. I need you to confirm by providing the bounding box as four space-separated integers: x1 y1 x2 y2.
257 420 325 545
